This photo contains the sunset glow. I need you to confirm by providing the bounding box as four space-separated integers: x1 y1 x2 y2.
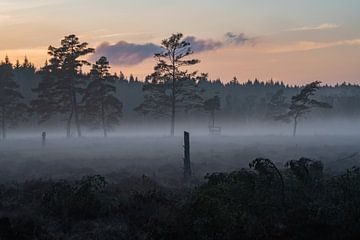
1 0 359 84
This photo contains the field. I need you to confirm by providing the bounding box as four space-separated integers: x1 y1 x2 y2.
1 134 360 239
1 134 359 183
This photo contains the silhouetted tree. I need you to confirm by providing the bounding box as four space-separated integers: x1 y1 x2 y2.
14 60 21 69
119 71 125 82
31 61 59 123
229 76 239 85
267 89 288 120
204 95 221 128
129 74 135 83
82 57 123 137
14 57 37 100
134 77 171 118
277 81 332 136
0 57 28 140
147 33 200 136
177 76 204 115
35 35 94 137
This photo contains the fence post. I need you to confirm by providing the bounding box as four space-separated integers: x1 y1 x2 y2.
42 131 46 146
183 131 191 185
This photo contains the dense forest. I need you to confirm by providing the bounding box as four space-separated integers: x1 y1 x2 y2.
0 34 359 138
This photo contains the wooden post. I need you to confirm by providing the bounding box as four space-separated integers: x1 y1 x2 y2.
42 131 46 146
183 131 191 185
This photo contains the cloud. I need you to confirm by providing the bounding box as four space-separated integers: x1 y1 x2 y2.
287 23 340 32
91 41 161 66
268 39 360 53
225 32 257 45
184 36 224 52
184 33 256 52
92 33 256 66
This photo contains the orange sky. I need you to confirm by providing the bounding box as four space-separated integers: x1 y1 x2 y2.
1 0 359 85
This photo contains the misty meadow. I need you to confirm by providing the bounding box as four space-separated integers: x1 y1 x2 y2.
1 0 360 239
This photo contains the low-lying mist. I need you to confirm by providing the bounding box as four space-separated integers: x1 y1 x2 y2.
1 119 359 184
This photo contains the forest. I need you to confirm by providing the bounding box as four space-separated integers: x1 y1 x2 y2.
1 33 360 240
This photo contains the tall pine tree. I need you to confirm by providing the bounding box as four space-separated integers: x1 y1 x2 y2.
138 33 200 136
32 35 94 137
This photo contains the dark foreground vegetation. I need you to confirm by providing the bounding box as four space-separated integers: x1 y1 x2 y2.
1 157 360 240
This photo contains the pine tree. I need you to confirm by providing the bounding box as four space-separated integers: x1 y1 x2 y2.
138 33 200 136
277 81 332 136
267 89 288 120
129 74 135 83
177 76 204 115
31 61 59 123
0 57 28 140
119 71 125 82
82 56 123 137
23 56 31 68
15 60 21 69
33 35 94 137
134 77 171 118
14 56 36 100
204 95 221 129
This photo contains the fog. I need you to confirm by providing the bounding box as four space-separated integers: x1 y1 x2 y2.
1 118 359 184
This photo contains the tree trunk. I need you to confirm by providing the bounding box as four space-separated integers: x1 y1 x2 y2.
293 116 298 137
101 101 107 138
72 91 82 137
170 52 176 137
211 111 215 128
183 131 191 185
171 86 175 136
1 108 5 140
66 109 74 138
42 132 46 146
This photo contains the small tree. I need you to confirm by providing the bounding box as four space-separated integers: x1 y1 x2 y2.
204 95 221 128
82 57 123 137
0 57 28 140
277 81 332 136
149 33 200 136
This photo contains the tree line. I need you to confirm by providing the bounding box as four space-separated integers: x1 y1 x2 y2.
1 33 359 139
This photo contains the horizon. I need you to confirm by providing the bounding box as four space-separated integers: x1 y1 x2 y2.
0 0 359 85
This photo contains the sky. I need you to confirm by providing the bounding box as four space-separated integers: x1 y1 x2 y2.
0 0 359 85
